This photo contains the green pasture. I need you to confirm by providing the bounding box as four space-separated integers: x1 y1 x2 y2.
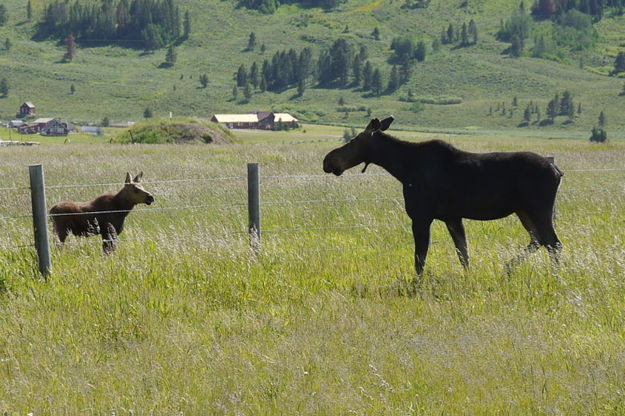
1 0 625 132
0 130 624 413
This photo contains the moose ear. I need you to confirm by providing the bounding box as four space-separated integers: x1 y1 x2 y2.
365 118 381 132
133 171 144 183
379 115 394 131
125 172 132 184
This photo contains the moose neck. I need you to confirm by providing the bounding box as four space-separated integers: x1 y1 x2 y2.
366 132 414 184
113 189 136 215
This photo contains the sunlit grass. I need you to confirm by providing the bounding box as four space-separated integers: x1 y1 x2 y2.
0 133 624 413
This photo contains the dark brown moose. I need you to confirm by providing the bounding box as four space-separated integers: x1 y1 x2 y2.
49 172 154 253
323 117 563 275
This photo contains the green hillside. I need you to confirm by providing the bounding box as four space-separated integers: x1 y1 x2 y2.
0 0 625 136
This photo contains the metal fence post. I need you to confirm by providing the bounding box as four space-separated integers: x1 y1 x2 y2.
546 156 557 221
29 164 51 276
247 162 261 251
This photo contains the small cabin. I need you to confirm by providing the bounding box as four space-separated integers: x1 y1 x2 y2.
19 102 36 118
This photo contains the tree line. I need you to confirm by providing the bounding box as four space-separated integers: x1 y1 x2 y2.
35 0 189 50
234 38 424 99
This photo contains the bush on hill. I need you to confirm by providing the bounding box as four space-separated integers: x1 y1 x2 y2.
114 118 235 144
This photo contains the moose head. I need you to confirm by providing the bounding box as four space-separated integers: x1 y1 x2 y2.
323 116 394 176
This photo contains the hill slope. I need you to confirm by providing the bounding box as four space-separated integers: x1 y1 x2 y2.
0 0 624 136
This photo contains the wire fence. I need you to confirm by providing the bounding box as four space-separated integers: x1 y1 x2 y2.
0 165 624 254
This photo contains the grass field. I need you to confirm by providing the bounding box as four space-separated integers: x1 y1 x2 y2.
1 0 625 133
1 127 624 413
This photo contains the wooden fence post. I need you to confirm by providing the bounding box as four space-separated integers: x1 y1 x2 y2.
29 164 51 276
546 156 557 221
247 162 261 251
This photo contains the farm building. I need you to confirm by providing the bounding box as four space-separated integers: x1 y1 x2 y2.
17 118 71 136
9 120 25 128
19 102 36 118
210 112 298 130
41 119 71 136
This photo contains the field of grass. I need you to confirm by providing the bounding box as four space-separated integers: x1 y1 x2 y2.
1 0 625 134
1 128 624 413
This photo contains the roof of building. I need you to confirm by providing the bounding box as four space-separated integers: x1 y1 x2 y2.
274 113 298 123
33 118 54 124
23 102 35 108
212 114 259 123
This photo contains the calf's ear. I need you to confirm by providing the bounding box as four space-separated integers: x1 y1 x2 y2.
133 171 144 183
380 115 394 131
125 172 132 184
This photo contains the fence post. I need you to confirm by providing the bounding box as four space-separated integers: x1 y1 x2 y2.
546 156 557 221
247 162 261 251
29 164 51 276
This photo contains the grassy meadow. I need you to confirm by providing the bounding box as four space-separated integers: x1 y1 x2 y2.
1 127 624 413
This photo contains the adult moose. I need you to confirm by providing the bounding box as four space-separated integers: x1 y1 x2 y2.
49 172 154 253
323 117 563 275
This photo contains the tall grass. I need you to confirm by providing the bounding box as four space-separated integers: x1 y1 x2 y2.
0 132 624 413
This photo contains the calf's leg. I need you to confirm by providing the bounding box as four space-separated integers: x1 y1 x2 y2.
101 223 118 254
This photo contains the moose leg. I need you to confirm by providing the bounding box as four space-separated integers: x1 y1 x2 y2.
505 212 542 273
101 223 118 254
445 218 469 269
533 214 562 267
412 219 433 276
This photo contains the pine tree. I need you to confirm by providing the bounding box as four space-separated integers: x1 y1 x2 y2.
371 68 382 96
352 55 362 87
243 83 252 101
27 0 32 20
0 78 8 97
165 45 177 66
613 51 625 74
247 32 256 50
0 4 6 26
70 84 75 94
388 65 399 92
183 10 191 39
236 64 248 87
598 111 605 128
250 62 259 89
297 78 305 96
362 61 372 91
199 74 208 88
546 99 557 122
64 34 77 61
372 27 380 40
232 85 238 100
144 107 153 118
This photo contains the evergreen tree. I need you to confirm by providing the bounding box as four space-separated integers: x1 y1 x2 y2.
144 107 153 118
598 110 605 127
0 77 8 97
243 83 252 101
371 68 382 96
183 10 191 39
247 32 256 50
165 45 177 65
236 64 248 87
461 22 469 46
352 54 362 86
5 37 11 50
362 60 372 90
468 19 478 44
0 4 6 26
232 85 238 100
260 75 267 92
546 98 557 122
613 51 625 74
372 27 380 40
297 78 305 96
250 62 259 89
524 105 531 123
199 74 208 88
388 65 399 91
446 24 455 43
70 84 75 94
64 34 77 61
27 0 32 20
